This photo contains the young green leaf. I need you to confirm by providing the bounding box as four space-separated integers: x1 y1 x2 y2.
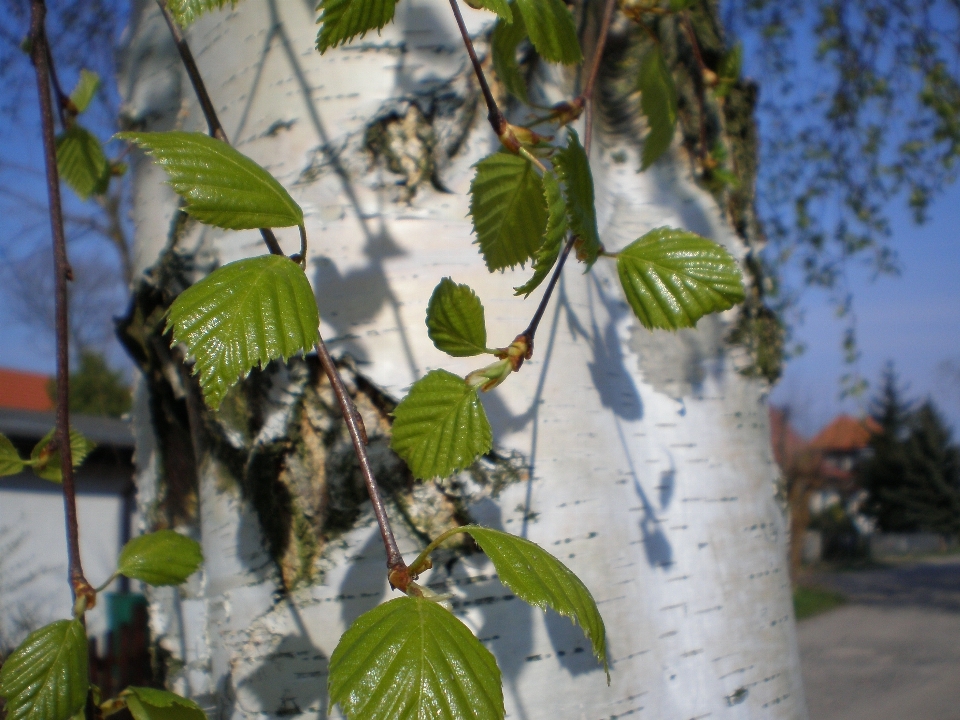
328 596 504 720
69 70 100 113
0 619 88 720
31 429 96 483
316 0 400 54
116 131 303 230
166 255 320 409
426 278 489 357
391 369 492 480
117 530 203 586
463 525 608 676
554 130 601 267
514 0 581 65
491 10 528 102
56 125 110 200
616 227 745 330
0 433 24 477
167 0 235 27
638 46 678 169
468 0 512 22
470 153 547 271
514 170 567 296
123 687 206 720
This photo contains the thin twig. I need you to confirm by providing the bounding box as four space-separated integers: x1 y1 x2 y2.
447 0 507 136
155 0 285 257
519 239 574 353
582 0 618 144
315 341 409 586
29 0 91 605
156 0 408 587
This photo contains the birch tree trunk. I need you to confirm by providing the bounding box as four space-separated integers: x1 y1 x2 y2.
118 1 806 718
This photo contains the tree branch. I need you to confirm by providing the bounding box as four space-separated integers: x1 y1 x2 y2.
28 0 92 606
581 0 618 144
680 10 709 166
155 0 284 257
447 0 507 137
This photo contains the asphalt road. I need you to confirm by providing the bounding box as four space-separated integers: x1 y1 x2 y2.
797 556 960 720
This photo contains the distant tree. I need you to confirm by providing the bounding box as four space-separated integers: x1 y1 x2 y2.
47 349 131 417
897 402 960 537
859 364 913 531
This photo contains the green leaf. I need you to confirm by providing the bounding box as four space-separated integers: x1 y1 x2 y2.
0 433 24 477
0 619 88 720
715 43 742 98
469 153 547 271
616 227 745 330
491 10 528 102
463 525 608 677
31 429 95 483
514 0 581 65
391 370 492 480
514 170 567 296
56 125 110 200
167 0 235 27
165 255 320 410
638 46 678 169
426 279 489 357
316 0 400 54
117 530 203 586
468 0 512 22
554 130 601 267
69 70 100 113
329 596 504 720
124 687 206 720
116 131 303 230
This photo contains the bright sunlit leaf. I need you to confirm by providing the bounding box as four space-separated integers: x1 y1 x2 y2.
391 369 492 480
0 619 88 720
117 131 303 230
166 255 320 409
463 525 608 678
328 596 504 720
56 125 110 200
515 170 567 296
426 278 489 357
166 0 236 27
117 530 203 586
470 152 547 271
316 0 400 53
616 227 745 330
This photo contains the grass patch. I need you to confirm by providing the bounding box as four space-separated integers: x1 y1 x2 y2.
793 585 846 620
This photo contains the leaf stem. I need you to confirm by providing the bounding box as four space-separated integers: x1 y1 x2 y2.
408 525 474 576
29 0 92 605
314 340 408 586
447 0 507 137
155 0 285 257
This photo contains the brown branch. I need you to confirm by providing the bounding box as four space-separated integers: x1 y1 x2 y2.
680 10 709 166
156 0 409 588
29 0 92 606
315 340 409 588
581 0 618 144
155 0 284 257
518 238 575 355
447 0 507 137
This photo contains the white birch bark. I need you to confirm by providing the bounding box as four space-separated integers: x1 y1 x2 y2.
120 1 807 718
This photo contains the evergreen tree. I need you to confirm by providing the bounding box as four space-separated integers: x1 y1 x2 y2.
859 364 914 531
47 350 132 418
898 403 960 537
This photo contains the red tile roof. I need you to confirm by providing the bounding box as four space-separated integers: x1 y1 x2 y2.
809 414 881 452
0 368 54 412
